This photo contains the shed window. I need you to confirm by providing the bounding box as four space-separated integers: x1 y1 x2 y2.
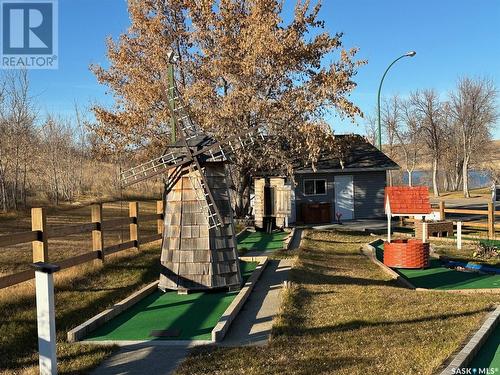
304 179 326 196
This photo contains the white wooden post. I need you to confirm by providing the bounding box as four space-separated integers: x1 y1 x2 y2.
387 214 391 243
31 262 60 375
422 222 428 243
457 221 462 250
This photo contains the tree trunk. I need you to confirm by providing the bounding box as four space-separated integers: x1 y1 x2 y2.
407 170 413 187
388 170 393 187
432 157 439 197
463 154 470 198
235 172 250 218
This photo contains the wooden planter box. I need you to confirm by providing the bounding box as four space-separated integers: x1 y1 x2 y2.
384 239 430 269
415 220 454 238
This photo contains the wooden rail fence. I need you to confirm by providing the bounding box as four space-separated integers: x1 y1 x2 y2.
0 201 164 290
403 201 498 239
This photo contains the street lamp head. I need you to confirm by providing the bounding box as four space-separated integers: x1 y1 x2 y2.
405 51 416 57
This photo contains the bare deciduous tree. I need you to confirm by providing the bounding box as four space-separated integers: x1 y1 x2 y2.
450 77 498 198
410 89 444 197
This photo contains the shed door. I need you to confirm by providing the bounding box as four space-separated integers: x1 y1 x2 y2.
335 175 354 220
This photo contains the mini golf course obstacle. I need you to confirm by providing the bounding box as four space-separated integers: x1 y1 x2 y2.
120 59 266 293
364 239 500 291
383 239 430 269
385 186 437 242
160 162 240 292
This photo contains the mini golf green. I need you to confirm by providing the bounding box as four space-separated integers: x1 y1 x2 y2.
85 261 257 342
469 324 500 368
237 230 288 253
373 242 500 290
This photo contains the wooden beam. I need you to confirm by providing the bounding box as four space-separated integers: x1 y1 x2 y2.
488 202 495 239
0 269 35 289
104 241 136 255
129 202 139 250
0 231 38 247
439 201 445 220
140 233 163 244
444 208 489 215
47 223 97 238
56 251 100 269
91 204 104 261
32 208 48 263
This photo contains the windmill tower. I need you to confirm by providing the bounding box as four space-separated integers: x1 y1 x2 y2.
120 67 264 293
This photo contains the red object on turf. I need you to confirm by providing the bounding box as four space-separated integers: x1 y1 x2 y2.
383 239 430 269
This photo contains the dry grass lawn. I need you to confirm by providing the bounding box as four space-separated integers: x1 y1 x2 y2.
0 242 162 374
176 230 499 375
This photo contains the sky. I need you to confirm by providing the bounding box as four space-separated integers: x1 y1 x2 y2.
25 0 500 139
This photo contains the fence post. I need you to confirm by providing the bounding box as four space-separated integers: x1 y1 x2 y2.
32 208 48 263
31 262 60 375
91 204 104 261
456 222 462 250
488 202 495 239
129 202 139 250
156 200 164 235
439 201 445 221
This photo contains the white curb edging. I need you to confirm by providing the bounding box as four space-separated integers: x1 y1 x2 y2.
67 280 159 343
439 306 500 374
212 256 268 342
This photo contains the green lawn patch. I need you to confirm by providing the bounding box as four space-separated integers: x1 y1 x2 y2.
85 261 257 341
237 230 288 253
373 242 500 290
469 324 500 368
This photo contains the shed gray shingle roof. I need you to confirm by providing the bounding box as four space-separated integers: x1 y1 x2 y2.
294 134 399 173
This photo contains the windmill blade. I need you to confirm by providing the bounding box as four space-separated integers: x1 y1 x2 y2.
187 164 224 229
120 149 192 187
163 78 203 141
192 126 266 162
175 124 226 228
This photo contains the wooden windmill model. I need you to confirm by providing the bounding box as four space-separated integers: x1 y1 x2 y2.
121 63 264 293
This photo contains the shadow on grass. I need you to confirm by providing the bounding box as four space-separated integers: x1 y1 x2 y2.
0 247 161 372
286 308 492 337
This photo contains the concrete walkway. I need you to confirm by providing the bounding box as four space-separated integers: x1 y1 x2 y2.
91 345 189 375
220 258 293 346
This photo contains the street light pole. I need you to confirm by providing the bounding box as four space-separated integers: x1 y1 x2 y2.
377 51 416 150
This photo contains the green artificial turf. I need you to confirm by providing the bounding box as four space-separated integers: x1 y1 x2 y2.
237 230 288 252
85 261 257 341
374 242 500 290
469 324 500 368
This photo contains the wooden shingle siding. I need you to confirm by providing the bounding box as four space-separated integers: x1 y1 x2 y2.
159 163 241 292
